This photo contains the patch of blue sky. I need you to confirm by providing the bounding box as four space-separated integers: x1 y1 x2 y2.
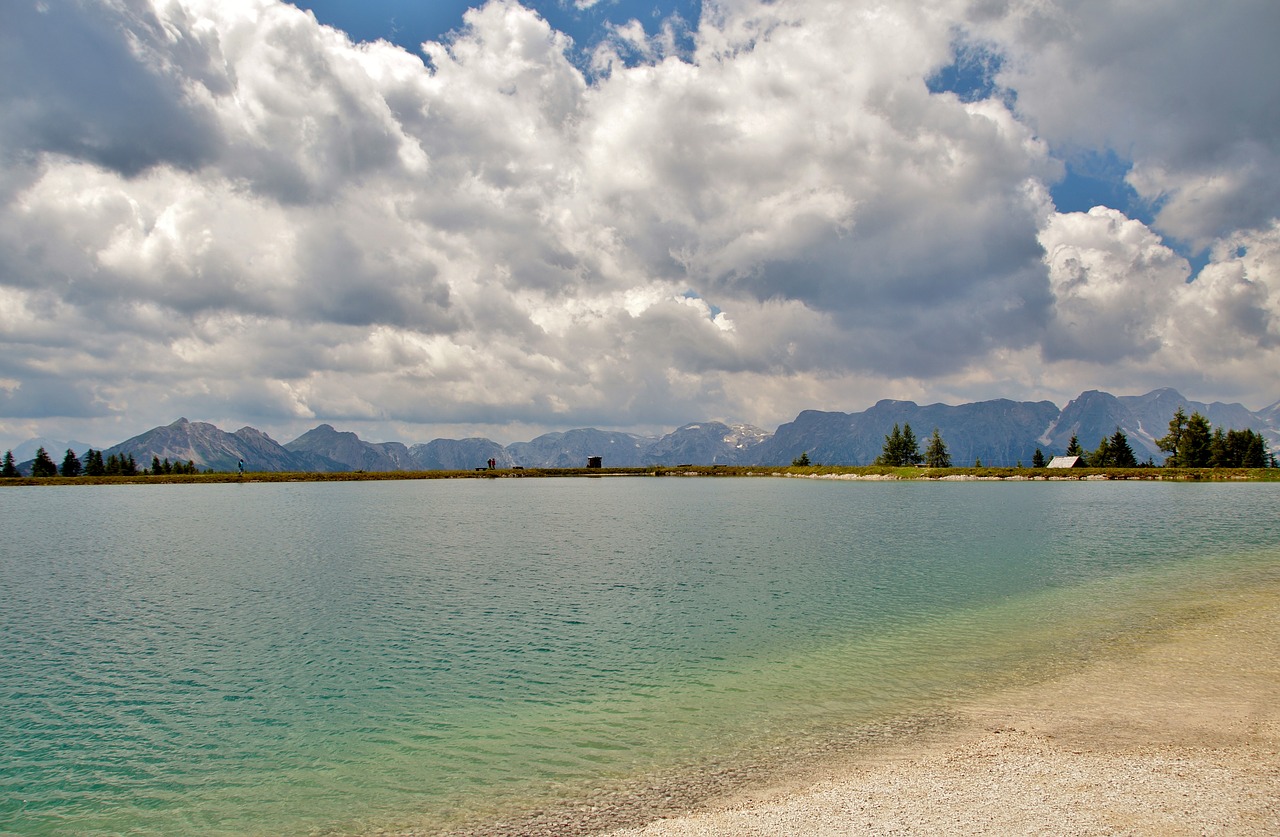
1050 149 1146 219
1052 150 1206 271
929 38 1203 270
926 40 1007 105
290 1 700 69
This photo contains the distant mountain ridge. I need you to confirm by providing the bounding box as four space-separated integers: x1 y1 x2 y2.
11 389 1279 474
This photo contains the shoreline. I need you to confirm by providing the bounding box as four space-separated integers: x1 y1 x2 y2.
4 465 1278 486
422 583 1279 837
603 587 1280 837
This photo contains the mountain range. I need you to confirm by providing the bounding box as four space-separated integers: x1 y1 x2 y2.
10 388 1280 474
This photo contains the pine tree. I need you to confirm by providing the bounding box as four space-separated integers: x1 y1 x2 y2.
1088 436 1111 467
900 424 922 465
1032 448 1046 468
1181 412 1212 467
1065 434 1083 458
31 447 58 477
1157 407 1187 466
875 424 904 465
876 423 922 466
791 451 811 466
60 448 82 477
1240 430 1267 468
1109 428 1138 468
1215 429 1268 468
924 428 951 468
1208 427 1227 467
1 450 18 478
84 449 105 476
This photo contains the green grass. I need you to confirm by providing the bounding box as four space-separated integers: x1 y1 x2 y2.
3 464 1279 487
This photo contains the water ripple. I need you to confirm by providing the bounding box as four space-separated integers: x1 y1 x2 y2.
1 479 1277 835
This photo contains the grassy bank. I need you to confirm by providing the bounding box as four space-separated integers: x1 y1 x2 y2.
3 465 1279 486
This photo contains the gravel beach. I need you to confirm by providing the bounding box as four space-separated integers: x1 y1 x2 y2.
425 584 1279 837
604 590 1280 836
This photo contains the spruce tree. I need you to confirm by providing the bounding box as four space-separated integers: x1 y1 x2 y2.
1032 448 1046 468
876 424 904 465
1216 429 1268 468
31 447 58 477
60 448 82 477
1109 428 1138 467
84 449 105 476
1241 431 1267 468
1157 407 1187 466
900 424 922 465
1 450 18 478
1088 436 1111 467
876 423 923 466
1208 427 1229 468
924 428 951 468
1181 412 1212 467
1065 434 1083 458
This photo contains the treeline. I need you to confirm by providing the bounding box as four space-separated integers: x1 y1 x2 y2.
852 408 1275 469
1152 407 1270 468
1047 409 1272 468
0 447 201 478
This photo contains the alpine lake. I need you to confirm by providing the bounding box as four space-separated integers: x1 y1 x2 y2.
2 475 1278 835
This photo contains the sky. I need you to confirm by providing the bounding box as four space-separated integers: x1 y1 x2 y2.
2 0 1279 450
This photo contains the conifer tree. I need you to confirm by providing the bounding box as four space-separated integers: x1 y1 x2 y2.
900 424 922 465
1032 448 1046 468
1088 436 1111 467
1239 430 1267 468
1181 412 1212 467
1109 428 1138 468
1208 427 1229 468
1214 429 1268 468
60 448 82 477
1 450 18 477
875 424 904 465
84 449 105 476
876 423 922 466
1157 407 1188 466
31 447 58 477
924 428 951 468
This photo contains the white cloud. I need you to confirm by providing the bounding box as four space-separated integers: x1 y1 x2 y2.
976 0 1280 248
1040 206 1189 363
1 0 1278 450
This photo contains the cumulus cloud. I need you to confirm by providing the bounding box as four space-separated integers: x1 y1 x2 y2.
1040 207 1190 363
0 0 225 175
975 0 1280 249
0 0 1277 449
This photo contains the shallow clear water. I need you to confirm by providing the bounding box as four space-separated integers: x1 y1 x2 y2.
1 478 1277 835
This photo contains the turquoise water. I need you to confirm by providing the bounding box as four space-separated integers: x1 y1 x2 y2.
2 478 1278 835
